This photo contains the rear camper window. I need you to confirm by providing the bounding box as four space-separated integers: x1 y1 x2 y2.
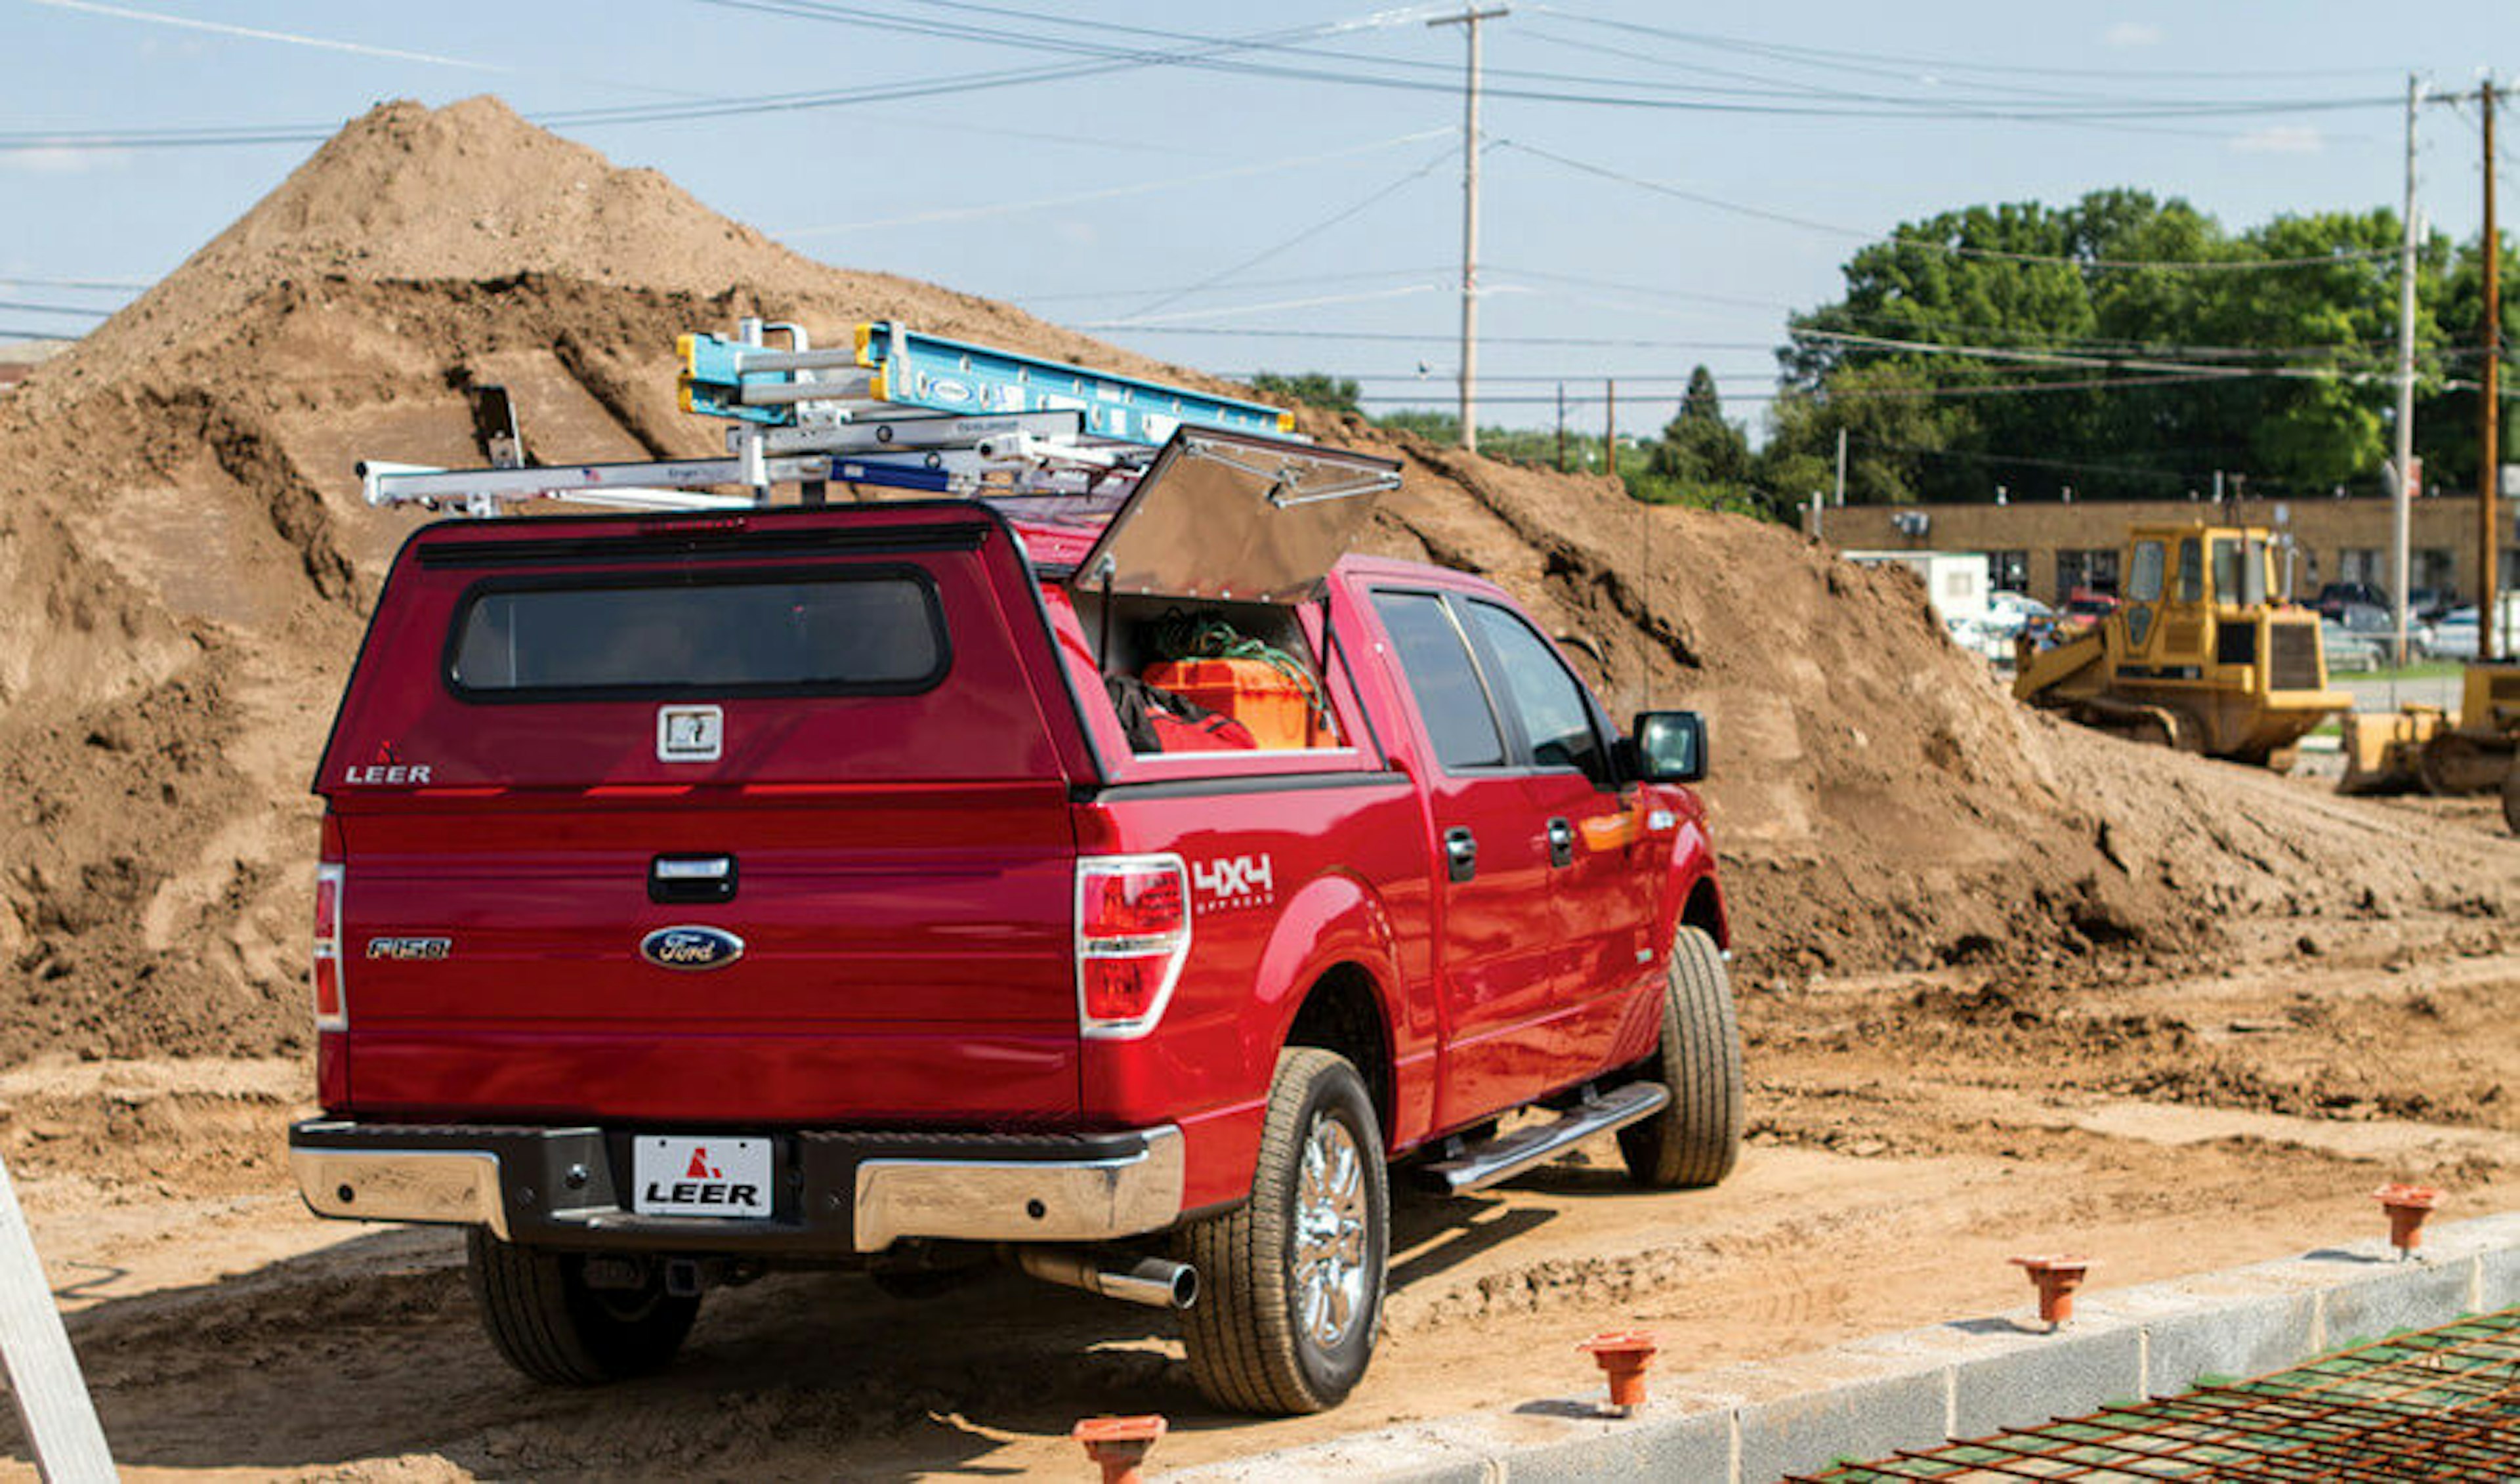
448 572 948 700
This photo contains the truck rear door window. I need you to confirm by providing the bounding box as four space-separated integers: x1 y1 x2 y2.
1370 591 1506 771
448 572 948 699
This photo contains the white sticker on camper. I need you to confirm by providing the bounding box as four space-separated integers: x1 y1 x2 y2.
657 705 723 763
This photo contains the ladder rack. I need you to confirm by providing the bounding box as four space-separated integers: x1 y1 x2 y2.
360 318 1301 519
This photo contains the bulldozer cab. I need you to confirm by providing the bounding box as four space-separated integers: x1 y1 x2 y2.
2117 525 2277 665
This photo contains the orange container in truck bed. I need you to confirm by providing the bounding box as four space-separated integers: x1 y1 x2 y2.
1142 658 1316 750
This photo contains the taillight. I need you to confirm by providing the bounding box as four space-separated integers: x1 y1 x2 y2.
1076 854 1190 1039
311 862 346 1031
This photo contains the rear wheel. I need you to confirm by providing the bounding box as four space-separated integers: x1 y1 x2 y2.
466 1231 700 1385
1618 926 1746 1189
1176 1047 1388 1415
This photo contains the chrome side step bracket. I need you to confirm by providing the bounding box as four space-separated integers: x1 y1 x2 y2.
1415 1080 1670 1196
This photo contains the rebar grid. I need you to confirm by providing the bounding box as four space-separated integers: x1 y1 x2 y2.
1792 1308 2520 1483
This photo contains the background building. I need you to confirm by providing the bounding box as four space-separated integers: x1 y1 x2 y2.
1817 494 2519 606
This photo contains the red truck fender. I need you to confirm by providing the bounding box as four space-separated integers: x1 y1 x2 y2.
1652 808 1729 956
1245 868 1415 1143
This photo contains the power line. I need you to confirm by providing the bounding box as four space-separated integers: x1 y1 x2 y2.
0 9 1387 149
707 0 2406 119
0 3 2410 155
0 301 110 318
0 274 149 292
1095 284 1445 327
1015 265 1455 304
1526 7 2406 85
774 127 1448 237
1080 324 1784 348
1349 370 2263 405
1795 326 2386 382
1123 141 1458 320
1500 138 2401 270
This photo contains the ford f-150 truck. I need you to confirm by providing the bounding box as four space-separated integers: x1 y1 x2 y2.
293 329 1740 1416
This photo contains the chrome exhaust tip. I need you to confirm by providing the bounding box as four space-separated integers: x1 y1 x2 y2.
1012 1247 1198 1310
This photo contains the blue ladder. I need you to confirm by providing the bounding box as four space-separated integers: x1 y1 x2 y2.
679 321 1293 446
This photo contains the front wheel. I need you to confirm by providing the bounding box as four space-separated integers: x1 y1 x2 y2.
1176 1047 1389 1414
465 1231 700 1385
1618 925 1746 1189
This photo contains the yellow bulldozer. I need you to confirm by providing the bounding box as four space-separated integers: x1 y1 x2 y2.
2339 661 2520 833
2013 521 2348 771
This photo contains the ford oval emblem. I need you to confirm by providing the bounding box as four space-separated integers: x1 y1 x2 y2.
640 925 745 971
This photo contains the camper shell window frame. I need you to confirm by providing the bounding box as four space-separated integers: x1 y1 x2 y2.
440 564 954 706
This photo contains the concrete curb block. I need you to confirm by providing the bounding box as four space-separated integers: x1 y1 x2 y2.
1171 1211 2520 1483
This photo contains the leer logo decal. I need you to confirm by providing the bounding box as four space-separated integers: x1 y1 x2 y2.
345 740 431 786
641 1143 763 1211
1193 854 1274 914
640 925 746 971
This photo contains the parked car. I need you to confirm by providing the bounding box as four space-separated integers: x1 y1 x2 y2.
2059 589 2120 633
288 451 1744 1415
2320 620 2388 673
2313 581 2390 621
1988 591 2053 626
2426 608 2481 660
2407 588 2460 622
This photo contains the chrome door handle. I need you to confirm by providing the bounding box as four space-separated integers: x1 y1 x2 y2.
1442 827 1478 883
1545 818 1574 868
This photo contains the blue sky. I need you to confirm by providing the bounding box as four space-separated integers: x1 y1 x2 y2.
0 1 2510 436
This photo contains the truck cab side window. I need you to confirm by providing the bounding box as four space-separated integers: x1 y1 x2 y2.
1463 601 1612 786
1371 591 1507 771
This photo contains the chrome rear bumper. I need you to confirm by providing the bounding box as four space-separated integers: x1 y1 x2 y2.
287 1120 1184 1256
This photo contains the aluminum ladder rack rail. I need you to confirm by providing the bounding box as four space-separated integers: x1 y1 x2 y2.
359 449 1141 513
680 320 1296 447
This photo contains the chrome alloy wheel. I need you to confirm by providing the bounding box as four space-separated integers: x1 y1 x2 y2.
1292 1111 1369 1350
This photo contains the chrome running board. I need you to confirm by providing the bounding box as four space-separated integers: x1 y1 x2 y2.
1415 1081 1670 1195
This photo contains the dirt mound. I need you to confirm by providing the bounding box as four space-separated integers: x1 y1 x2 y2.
0 96 2506 1061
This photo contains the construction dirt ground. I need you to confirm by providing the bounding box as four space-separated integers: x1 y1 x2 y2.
0 99 2513 1479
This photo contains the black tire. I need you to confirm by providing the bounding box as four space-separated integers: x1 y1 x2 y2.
1618 925 1746 1189
465 1230 700 1386
1176 1048 1389 1415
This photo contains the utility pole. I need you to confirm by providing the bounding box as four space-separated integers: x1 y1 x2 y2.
1604 377 1616 482
1555 381 1566 471
1834 426 1849 507
2483 75 2503 662
1430 7 1506 455
2392 74 2424 666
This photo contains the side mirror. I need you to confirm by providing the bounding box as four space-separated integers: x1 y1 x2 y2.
1630 710 1708 784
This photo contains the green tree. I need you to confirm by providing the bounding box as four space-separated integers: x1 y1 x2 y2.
1647 367 1753 484
1248 371 1360 414
1767 189 2478 507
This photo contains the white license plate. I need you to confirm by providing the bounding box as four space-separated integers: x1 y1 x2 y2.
631 1135 773 1218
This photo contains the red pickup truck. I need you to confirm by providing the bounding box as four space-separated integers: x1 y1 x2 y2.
293 371 1738 1416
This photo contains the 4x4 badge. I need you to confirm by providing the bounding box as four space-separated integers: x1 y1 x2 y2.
640 925 745 971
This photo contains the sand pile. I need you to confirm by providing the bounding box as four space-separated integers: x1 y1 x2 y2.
0 97 2501 1060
